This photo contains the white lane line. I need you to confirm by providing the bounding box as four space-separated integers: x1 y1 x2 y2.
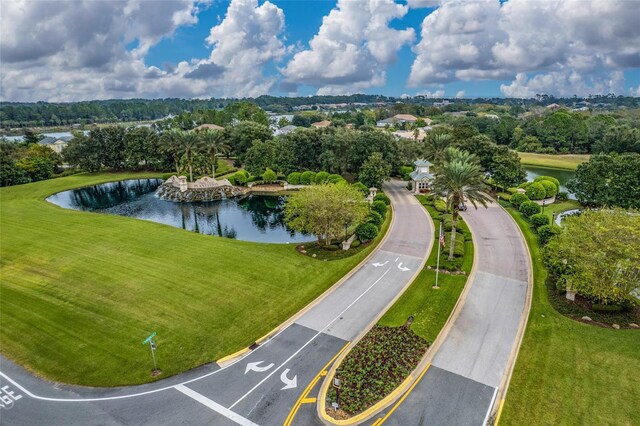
175 384 258 426
483 386 499 426
228 267 392 410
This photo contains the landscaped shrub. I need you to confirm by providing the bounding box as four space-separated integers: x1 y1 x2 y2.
287 172 301 185
262 168 277 183
434 199 447 213
299 171 316 185
509 192 529 207
356 222 378 242
233 171 248 185
592 304 623 312
526 182 546 200
374 193 391 205
399 165 413 180
352 182 368 195
530 213 550 228
326 173 345 184
537 224 562 244
507 187 519 194
518 181 531 189
443 232 465 257
315 171 330 184
556 191 568 201
324 244 340 251
519 200 542 217
534 175 561 192
367 210 384 227
441 214 453 232
233 158 242 168
539 180 558 198
371 200 387 218
350 239 361 248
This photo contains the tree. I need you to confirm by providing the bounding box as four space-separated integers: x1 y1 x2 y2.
227 121 272 158
178 131 199 181
284 184 369 246
545 209 640 305
198 129 230 176
23 129 43 145
433 147 491 259
423 132 452 166
244 139 276 176
567 153 640 208
358 152 391 188
160 129 184 175
124 126 160 169
490 148 526 188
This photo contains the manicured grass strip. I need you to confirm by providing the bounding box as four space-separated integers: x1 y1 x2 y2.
0 173 383 386
517 152 590 170
498 202 640 426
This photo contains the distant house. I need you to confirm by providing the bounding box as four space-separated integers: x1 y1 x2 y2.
546 103 561 110
311 120 332 128
274 125 297 136
393 128 428 141
38 136 72 154
483 114 500 120
194 123 224 131
376 114 431 128
409 159 434 194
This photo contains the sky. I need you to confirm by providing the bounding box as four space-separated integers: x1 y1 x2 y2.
1 0 639 102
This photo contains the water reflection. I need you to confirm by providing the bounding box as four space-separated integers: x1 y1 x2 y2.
47 179 311 244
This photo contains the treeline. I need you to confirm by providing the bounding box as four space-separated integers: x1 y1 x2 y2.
2 94 638 129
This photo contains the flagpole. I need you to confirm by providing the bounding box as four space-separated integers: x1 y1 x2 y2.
434 222 442 289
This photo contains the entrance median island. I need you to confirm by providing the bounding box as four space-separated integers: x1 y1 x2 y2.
322 195 474 420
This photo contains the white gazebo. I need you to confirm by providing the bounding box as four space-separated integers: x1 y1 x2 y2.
410 159 434 194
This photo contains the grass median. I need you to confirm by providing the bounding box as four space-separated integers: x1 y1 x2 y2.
0 172 386 386
498 202 639 426
517 152 590 170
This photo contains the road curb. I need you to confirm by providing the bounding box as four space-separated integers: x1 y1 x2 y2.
489 200 534 425
316 190 436 425
216 188 397 368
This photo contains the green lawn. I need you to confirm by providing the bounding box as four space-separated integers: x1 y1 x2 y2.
0 173 383 386
541 199 581 222
498 202 639 426
517 152 590 170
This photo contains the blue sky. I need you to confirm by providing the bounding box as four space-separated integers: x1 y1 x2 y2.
1 0 639 102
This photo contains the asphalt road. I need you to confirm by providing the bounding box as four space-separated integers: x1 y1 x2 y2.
369 201 530 426
0 179 432 426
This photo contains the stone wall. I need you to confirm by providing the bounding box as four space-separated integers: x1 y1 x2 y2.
156 180 247 202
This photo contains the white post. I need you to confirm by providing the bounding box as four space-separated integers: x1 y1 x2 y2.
434 222 442 289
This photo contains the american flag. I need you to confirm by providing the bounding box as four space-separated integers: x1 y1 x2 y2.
439 225 445 247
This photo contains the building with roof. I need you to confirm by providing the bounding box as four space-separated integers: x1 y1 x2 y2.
38 136 73 154
376 114 432 128
274 125 297 136
311 120 332 128
194 123 224 131
409 159 434 194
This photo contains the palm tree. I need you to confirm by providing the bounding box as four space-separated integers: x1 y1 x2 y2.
178 131 199 182
160 129 183 176
433 147 491 260
424 132 452 167
198 129 230 177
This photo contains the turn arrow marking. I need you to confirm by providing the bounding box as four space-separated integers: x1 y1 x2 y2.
398 263 410 272
372 261 389 267
280 369 297 390
244 361 274 374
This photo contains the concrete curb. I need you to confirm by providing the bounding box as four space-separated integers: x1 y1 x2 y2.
489 200 534 425
216 189 397 367
317 193 443 425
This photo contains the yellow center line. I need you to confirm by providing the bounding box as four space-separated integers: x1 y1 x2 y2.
373 363 431 426
282 342 350 426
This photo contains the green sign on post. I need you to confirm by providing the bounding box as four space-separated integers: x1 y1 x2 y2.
142 332 158 371
142 332 157 345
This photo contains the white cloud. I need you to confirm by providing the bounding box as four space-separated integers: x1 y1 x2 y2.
409 0 640 97
455 90 465 98
500 70 625 98
281 0 414 95
416 89 445 98
0 0 286 101
631 85 640 97
406 0 441 9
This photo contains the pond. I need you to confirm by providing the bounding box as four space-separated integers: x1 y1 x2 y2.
523 166 576 199
47 179 312 244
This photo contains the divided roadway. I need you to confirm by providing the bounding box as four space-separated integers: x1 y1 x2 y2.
0 179 433 425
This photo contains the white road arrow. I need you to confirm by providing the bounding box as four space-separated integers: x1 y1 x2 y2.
372 261 389 267
280 369 297 390
244 361 274 374
398 263 411 272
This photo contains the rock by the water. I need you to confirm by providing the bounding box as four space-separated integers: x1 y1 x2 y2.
156 181 246 202
612 324 620 329
629 323 639 328
581 316 592 321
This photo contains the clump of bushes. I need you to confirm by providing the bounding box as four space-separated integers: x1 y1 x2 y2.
526 182 546 200
262 168 277 183
537 224 562 244
519 200 542 217
510 193 529 207
299 171 316 185
326 173 346 185
352 182 369 195
556 191 568 201
287 172 301 184
371 200 387 218
539 180 558 198
315 171 330 184
367 210 384 227
356 222 378 242
434 199 447 213
530 213 550 228
399 165 413 180
534 175 560 192
374 193 390 205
